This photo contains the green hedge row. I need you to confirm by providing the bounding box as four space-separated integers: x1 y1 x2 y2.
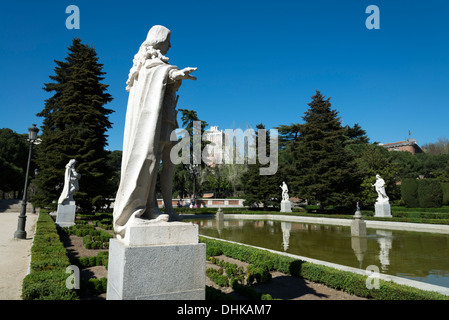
62 222 112 249
206 285 234 300
81 277 108 294
442 183 449 206
78 212 113 230
22 210 79 300
206 268 230 287
401 179 445 208
199 236 449 300
70 251 109 269
206 257 275 300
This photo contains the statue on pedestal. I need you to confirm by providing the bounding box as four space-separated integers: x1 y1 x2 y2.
372 174 392 218
58 159 81 205
372 174 389 204
280 181 289 201
280 181 292 212
113 25 197 239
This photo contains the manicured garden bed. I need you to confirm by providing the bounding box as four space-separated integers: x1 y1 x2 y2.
200 236 449 300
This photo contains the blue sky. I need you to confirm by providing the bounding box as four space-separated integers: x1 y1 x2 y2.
0 0 448 151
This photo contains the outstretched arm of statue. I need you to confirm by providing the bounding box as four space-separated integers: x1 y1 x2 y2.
170 67 198 81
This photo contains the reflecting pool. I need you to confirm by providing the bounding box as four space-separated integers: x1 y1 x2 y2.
192 218 449 288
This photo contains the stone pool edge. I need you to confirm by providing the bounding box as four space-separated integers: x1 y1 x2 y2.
221 214 449 234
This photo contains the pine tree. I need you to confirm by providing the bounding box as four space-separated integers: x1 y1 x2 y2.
242 124 284 210
276 123 301 149
32 38 114 212
286 90 359 211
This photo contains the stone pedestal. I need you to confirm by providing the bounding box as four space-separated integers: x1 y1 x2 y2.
216 208 224 220
280 200 292 213
374 202 392 218
351 218 367 237
55 202 76 227
106 221 206 300
351 235 367 268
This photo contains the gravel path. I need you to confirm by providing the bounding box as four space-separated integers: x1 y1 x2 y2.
0 211 38 300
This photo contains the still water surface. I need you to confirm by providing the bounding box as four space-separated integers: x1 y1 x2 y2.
192 218 449 288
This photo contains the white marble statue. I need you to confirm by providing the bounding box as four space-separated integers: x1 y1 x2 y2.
113 25 197 239
372 174 389 204
58 159 81 205
280 181 289 201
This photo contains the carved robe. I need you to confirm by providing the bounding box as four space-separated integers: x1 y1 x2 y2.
113 57 180 238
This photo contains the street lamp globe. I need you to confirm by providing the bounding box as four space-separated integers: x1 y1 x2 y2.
28 124 39 142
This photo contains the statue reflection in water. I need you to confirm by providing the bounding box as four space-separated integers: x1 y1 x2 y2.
281 222 291 251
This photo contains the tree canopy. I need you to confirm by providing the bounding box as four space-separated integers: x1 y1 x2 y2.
281 90 361 211
32 38 114 212
0 128 30 198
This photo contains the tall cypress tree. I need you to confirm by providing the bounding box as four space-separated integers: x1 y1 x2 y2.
286 90 359 211
32 38 114 212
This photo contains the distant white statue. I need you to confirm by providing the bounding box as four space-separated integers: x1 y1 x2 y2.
58 159 81 205
113 25 197 239
372 174 389 204
280 181 289 201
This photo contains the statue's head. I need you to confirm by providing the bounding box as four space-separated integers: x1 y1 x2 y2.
146 25 171 55
68 159 76 167
376 174 381 179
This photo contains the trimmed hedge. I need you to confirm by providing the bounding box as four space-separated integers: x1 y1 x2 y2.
206 257 275 300
401 178 419 208
401 179 444 208
200 236 449 300
70 251 109 269
418 179 443 208
62 222 112 249
81 277 108 294
442 183 449 206
206 285 234 300
22 210 78 300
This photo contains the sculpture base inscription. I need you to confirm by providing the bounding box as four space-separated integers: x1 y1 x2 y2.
106 222 205 300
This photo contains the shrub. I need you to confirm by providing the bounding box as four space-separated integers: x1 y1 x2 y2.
22 210 79 300
441 183 449 206
246 265 272 284
418 179 443 208
206 268 229 287
64 223 112 249
206 285 234 300
87 277 108 293
401 178 419 208
231 281 277 300
199 236 449 300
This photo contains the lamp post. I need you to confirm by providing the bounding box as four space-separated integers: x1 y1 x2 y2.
14 124 39 239
188 164 199 206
